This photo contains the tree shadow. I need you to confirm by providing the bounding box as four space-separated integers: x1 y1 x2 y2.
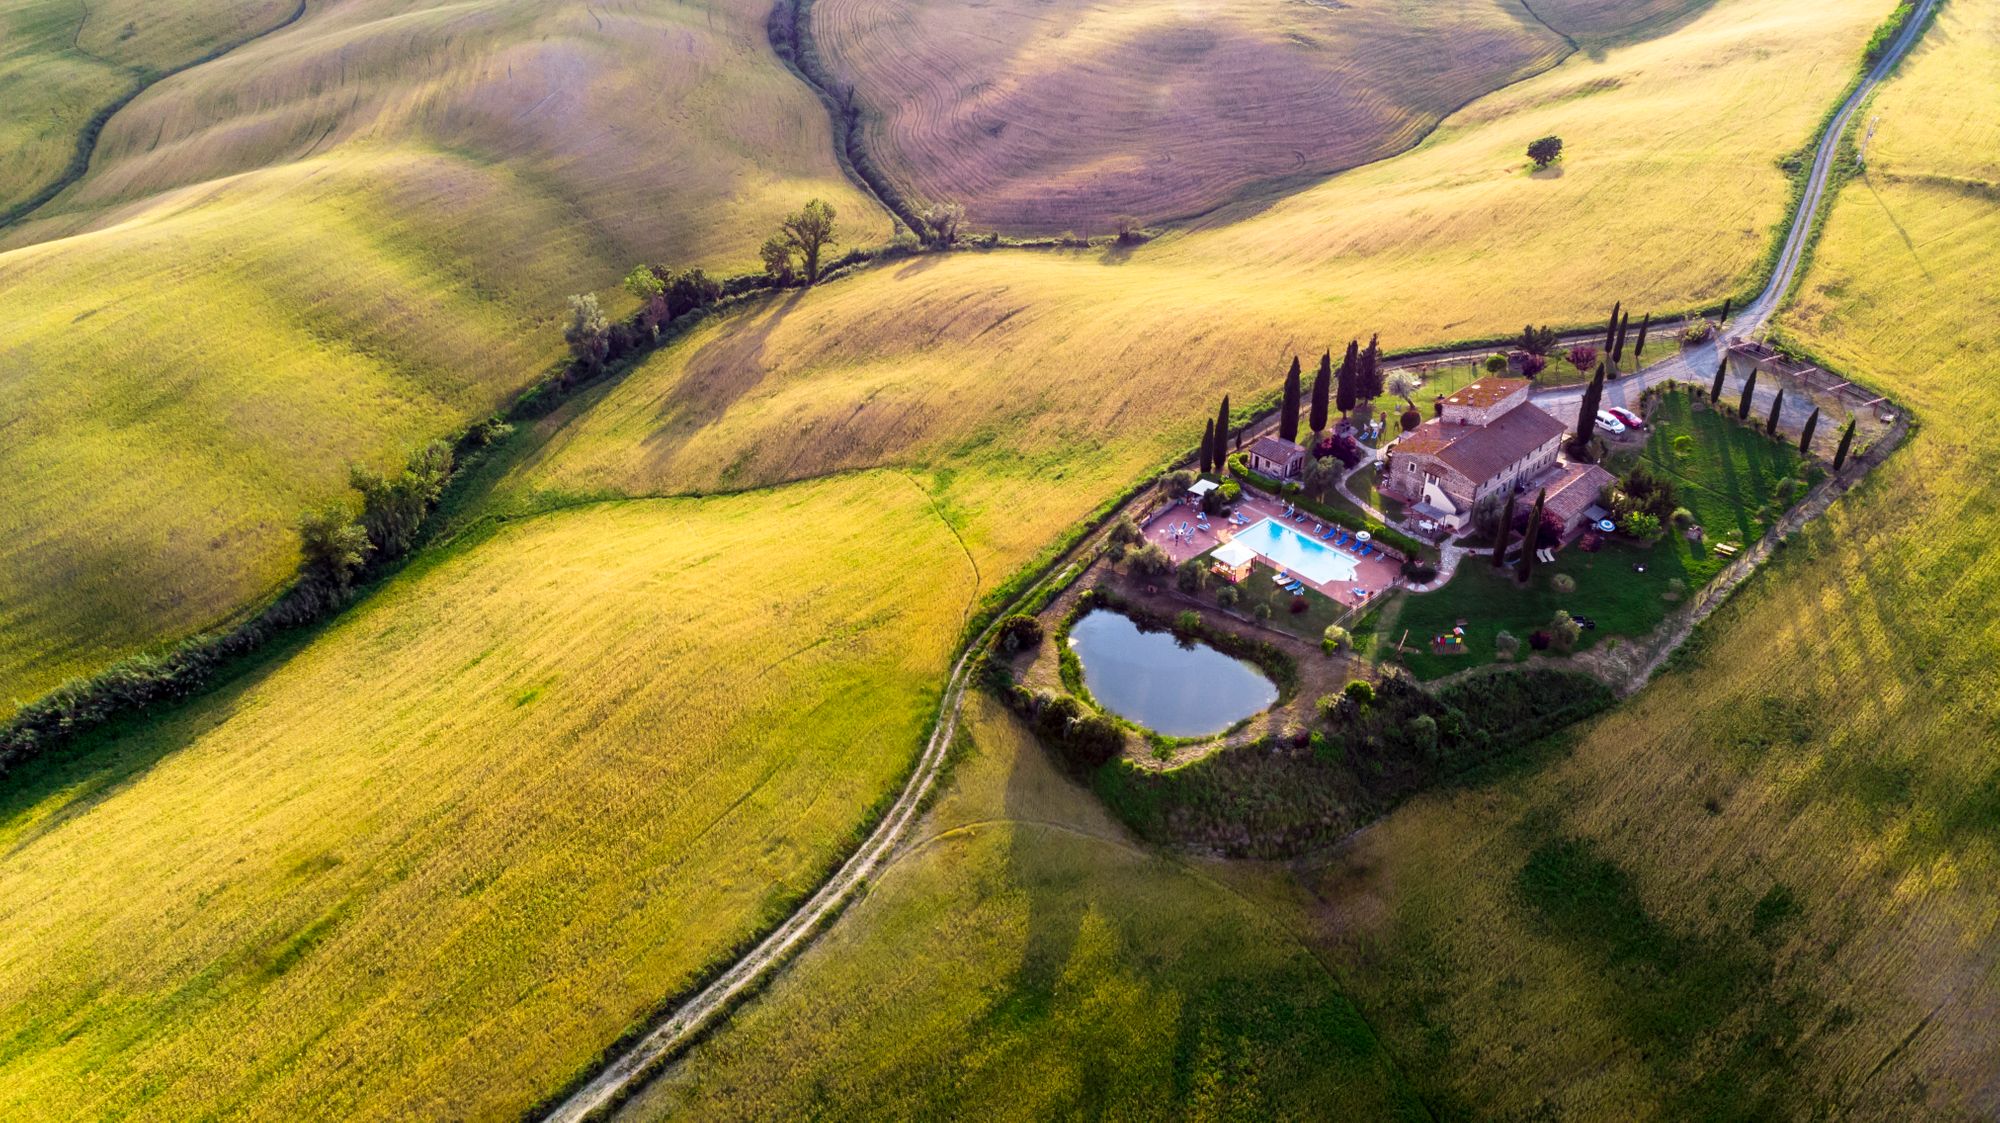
1530 164 1566 180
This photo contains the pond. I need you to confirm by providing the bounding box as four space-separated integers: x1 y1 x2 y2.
1066 610 1278 737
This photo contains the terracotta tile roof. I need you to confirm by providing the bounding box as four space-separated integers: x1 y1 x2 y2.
1542 462 1617 522
1395 403 1565 484
1246 435 1305 461
1442 378 1531 410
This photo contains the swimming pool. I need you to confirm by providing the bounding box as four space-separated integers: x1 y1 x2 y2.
1235 518 1361 585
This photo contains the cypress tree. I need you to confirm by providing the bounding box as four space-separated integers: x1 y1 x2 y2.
1310 351 1332 435
1613 311 1631 364
1515 489 1547 585
1570 361 1605 458
1766 386 1785 436
1710 355 1727 403
1492 491 1517 568
1200 418 1215 475
1336 340 1359 416
1216 395 1231 460
1634 312 1652 357
1359 333 1383 401
1603 301 1621 353
1280 356 1302 443
1834 418 1856 469
1738 368 1757 419
1799 408 1820 454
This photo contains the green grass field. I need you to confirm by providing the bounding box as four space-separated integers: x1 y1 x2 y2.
1392 388 1808 679
0 472 974 1120
616 695 1426 1121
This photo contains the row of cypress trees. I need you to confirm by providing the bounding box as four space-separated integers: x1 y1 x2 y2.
1277 336 1382 444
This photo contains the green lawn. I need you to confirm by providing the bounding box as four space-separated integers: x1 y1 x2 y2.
1391 386 1810 679
1186 558 1350 643
1348 464 1407 522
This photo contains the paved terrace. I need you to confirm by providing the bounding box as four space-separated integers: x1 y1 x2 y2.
1143 490 1402 608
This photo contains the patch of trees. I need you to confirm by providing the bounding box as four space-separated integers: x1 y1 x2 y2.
1091 667 1612 858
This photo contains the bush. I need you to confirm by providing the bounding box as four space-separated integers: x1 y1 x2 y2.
1620 511 1661 539
1254 602 1273 622
1494 630 1521 661
1109 517 1144 545
1404 714 1440 759
1670 506 1694 527
1322 625 1350 654
1160 469 1197 495
1666 578 1687 601
1550 610 1583 653
995 614 1044 653
1529 630 1552 650
1104 541 1127 562
1176 557 1208 594
1344 679 1375 707
1215 583 1242 608
1315 694 1344 724
1128 542 1173 577
1483 353 1508 373
1173 609 1203 635
1567 345 1598 371
1219 479 1241 503
1682 319 1716 344
1551 573 1576 594
1288 597 1309 615
1519 353 1547 378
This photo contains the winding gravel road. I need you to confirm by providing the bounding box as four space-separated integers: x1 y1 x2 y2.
540 4 1937 1117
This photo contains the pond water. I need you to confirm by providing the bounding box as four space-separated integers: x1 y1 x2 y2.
1066 610 1278 737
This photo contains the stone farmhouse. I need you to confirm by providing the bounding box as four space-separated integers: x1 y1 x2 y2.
1244 434 1308 480
1382 378 1570 533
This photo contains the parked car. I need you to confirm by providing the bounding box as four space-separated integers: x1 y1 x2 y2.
1595 410 1627 435
1608 406 1644 429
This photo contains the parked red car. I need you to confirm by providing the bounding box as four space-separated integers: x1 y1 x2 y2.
1608 406 1644 429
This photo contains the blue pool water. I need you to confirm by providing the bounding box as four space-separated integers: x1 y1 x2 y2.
1236 518 1360 584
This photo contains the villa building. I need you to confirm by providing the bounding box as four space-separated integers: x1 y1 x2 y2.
1245 435 1308 480
1383 378 1566 532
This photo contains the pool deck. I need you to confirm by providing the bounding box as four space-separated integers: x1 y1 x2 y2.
1144 492 1402 608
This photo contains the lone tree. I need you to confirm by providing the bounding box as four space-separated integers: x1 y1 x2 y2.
1358 334 1384 402
1527 135 1564 168
1603 301 1622 354
1200 418 1215 475
1834 417 1857 469
1570 361 1606 458
1387 370 1423 432
1216 395 1232 459
780 198 840 283
624 266 667 336
1634 312 1652 358
562 293 610 373
1336 340 1359 417
1310 352 1332 437
1710 355 1727 403
1799 407 1821 454
1280 356 1303 443
919 200 964 246
1515 489 1548 584
1738 367 1758 419
1492 490 1518 568
760 234 798 284
1766 386 1786 436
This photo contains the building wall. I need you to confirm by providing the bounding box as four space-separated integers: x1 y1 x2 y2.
1439 383 1530 427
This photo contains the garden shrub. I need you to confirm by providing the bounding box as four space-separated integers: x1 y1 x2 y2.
1344 679 1375 707
1494 630 1520 661
1550 610 1583 653
1176 558 1208 594
1128 542 1173 577
1288 597 1308 615
1173 609 1203 635
1484 353 1508 373
1322 625 1350 654
1109 517 1144 545
1529 630 1552 650
1551 573 1576 594
995 614 1044 653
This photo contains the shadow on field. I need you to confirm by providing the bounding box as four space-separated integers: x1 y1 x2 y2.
0 626 317 861
639 289 808 457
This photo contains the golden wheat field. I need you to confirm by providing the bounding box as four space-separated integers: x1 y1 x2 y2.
0 0 294 215
0 0 888 712
0 473 976 1120
813 0 1570 232
1272 3 2000 1117
508 0 1884 549
618 696 1426 1122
